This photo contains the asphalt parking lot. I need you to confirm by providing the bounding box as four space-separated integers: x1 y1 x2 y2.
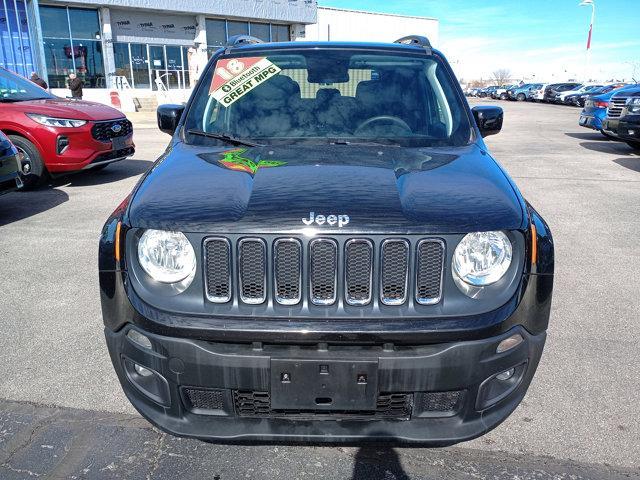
0 99 639 479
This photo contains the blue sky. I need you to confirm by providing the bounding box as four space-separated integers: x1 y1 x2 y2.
319 0 640 82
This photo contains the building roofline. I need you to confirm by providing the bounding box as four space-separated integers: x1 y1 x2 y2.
317 6 438 22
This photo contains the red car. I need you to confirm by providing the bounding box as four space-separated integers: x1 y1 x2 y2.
0 67 134 188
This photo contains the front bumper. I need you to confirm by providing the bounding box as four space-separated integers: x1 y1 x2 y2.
602 117 640 142
105 323 545 445
579 113 601 130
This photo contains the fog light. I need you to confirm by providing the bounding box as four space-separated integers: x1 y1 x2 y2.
496 368 515 381
496 333 523 353
123 357 170 406
134 364 154 377
476 362 527 410
127 329 152 349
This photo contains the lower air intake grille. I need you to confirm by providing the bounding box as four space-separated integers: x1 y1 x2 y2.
234 391 271 416
380 240 409 305
345 239 373 305
274 239 302 305
183 387 225 411
204 238 231 303
415 240 445 305
234 391 412 419
310 239 338 305
238 238 266 304
418 390 464 413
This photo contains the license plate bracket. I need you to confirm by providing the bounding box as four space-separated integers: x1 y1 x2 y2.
270 359 379 411
111 136 128 151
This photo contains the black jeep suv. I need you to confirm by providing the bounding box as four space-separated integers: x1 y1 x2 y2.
99 35 554 445
602 85 640 151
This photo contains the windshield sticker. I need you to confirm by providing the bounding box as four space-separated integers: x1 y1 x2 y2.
218 148 286 174
210 57 281 107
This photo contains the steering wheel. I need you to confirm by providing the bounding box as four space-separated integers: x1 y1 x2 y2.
354 115 412 135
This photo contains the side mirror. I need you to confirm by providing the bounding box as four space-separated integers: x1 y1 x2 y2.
157 104 185 136
472 106 503 137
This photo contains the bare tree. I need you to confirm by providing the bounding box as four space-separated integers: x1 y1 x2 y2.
492 69 511 85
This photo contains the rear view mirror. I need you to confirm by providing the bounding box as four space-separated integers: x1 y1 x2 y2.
157 104 185 136
472 106 503 137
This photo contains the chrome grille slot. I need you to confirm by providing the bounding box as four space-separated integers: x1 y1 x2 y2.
380 239 409 305
416 240 444 305
238 238 266 304
607 97 627 118
274 238 302 305
309 239 338 305
204 238 232 303
345 239 373 305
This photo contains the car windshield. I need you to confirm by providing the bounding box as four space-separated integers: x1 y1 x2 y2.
0 69 53 102
184 48 472 147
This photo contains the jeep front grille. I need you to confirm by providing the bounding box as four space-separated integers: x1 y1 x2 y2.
345 239 373 305
607 96 627 118
238 238 266 304
274 239 302 305
380 240 409 305
202 235 445 308
204 238 232 303
415 240 445 305
309 239 338 305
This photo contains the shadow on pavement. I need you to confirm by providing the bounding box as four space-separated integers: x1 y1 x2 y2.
351 447 410 480
53 159 154 188
564 132 610 141
0 188 69 227
613 157 640 173
579 141 637 155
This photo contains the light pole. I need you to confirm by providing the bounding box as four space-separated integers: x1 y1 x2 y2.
579 0 595 82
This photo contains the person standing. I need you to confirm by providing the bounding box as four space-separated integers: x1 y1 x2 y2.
30 72 48 89
67 73 83 99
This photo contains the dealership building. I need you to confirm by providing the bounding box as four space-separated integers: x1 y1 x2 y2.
1 0 438 106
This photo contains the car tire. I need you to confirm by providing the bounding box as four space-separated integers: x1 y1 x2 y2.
500 93 508 100
8 135 47 189
516 93 526 102
625 140 640 151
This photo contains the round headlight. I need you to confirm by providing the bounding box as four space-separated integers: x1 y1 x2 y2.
138 229 196 284
452 231 512 287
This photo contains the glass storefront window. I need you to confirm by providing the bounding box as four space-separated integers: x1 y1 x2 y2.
165 46 183 89
272 24 290 42
0 0 31 77
113 42 132 87
129 43 150 89
69 8 101 40
206 19 226 47
38 5 105 88
226 20 248 38
42 38 75 88
74 40 105 87
15 0 34 75
205 19 291 58
249 23 270 42
39 6 69 39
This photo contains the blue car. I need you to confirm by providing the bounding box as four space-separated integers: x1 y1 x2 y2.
579 85 634 136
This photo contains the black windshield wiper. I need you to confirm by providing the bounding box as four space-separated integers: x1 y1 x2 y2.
186 129 262 147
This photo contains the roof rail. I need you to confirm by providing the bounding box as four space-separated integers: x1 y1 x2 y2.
226 35 264 48
393 35 432 54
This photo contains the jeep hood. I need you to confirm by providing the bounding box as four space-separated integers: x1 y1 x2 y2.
127 142 525 234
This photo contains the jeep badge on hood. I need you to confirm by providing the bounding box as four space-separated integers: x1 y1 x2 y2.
302 212 350 228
